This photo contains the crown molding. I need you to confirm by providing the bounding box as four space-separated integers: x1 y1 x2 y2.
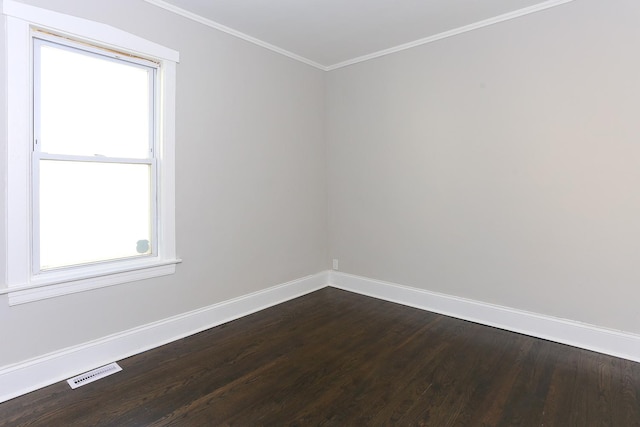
142 0 328 71
326 0 575 70
143 0 575 71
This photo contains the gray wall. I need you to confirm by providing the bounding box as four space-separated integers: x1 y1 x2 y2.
3 0 640 370
326 0 640 333
0 0 328 366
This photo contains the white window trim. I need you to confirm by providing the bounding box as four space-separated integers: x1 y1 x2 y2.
2 0 181 305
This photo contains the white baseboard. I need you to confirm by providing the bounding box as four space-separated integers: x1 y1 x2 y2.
328 271 640 363
0 272 327 404
3 269 640 404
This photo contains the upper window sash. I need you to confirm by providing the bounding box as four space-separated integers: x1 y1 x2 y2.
32 35 158 160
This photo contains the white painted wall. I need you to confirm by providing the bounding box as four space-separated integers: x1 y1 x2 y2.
327 0 640 334
0 0 327 366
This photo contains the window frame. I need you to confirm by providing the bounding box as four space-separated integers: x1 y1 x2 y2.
3 0 181 305
32 35 159 273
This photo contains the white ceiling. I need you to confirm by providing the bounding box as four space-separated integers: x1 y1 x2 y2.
146 0 573 70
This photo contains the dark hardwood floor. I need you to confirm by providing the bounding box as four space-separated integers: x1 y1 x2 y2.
2 287 640 426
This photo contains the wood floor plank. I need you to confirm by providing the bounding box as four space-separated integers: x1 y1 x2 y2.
2 287 640 426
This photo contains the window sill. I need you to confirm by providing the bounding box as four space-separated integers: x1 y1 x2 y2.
3 258 182 305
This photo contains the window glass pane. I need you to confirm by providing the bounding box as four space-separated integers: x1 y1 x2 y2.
39 160 152 270
38 42 152 158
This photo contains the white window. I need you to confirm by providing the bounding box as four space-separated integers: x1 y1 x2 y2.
3 1 181 305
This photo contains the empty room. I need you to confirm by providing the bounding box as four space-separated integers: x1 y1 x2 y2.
1 0 640 425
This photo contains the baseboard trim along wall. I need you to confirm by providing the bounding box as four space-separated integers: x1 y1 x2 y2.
3 270 640 403
328 271 640 364
0 272 327 404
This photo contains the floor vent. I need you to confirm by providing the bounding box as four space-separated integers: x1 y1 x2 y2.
67 362 122 389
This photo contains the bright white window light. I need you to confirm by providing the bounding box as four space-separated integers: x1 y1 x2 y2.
34 38 157 271
39 160 152 269
39 44 151 159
